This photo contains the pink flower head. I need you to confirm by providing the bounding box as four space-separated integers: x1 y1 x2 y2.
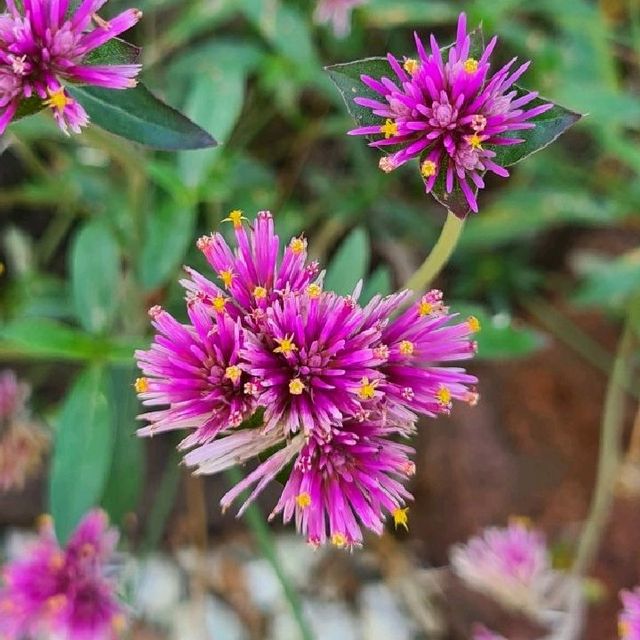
349 12 553 213
450 519 557 613
619 588 640 639
472 624 507 640
0 0 142 135
0 370 28 421
313 0 367 37
0 510 126 640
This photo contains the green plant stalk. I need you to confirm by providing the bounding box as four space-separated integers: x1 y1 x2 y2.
571 316 635 578
226 468 314 640
403 210 464 293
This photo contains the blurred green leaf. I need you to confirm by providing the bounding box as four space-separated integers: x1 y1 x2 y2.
361 265 392 303
70 221 120 334
324 227 370 296
69 84 217 150
49 366 114 544
85 37 141 66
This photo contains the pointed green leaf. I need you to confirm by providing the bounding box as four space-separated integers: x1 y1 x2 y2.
324 227 370 296
68 83 217 150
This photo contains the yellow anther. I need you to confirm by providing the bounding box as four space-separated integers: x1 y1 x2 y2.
418 300 432 316
274 334 298 355
380 118 398 139
253 286 268 300
306 283 322 299
219 269 234 288
436 385 451 406
296 492 311 509
46 594 67 612
358 377 378 401
223 209 246 228
224 366 242 384
403 58 419 75
290 237 306 254
212 295 226 313
49 552 65 570
420 159 437 178
44 87 72 111
620 620 631 638
112 614 127 632
399 340 414 356
134 377 149 394
331 533 347 548
467 315 481 333
463 57 479 73
392 507 409 531
289 378 306 395
466 133 483 149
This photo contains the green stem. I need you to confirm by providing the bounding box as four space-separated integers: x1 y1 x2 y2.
403 210 464 293
226 468 314 640
571 316 636 578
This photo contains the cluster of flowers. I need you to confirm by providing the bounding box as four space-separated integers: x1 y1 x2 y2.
0 510 125 640
349 13 552 213
135 210 479 548
0 369 48 491
0 0 141 135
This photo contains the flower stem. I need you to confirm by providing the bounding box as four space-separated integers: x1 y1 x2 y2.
226 468 313 640
571 315 636 579
403 210 465 293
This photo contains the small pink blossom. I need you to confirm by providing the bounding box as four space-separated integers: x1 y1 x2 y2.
314 0 367 37
619 587 640 639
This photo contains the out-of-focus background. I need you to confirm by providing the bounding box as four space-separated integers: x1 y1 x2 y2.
1 0 639 638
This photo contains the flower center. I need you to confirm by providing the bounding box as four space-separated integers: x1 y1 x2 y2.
274 334 298 355
44 88 71 112
289 378 306 395
223 209 245 228
421 160 437 178
358 377 378 400
212 295 226 313
463 57 479 73
392 507 409 530
224 366 242 384
379 118 398 139
296 492 311 508
134 377 148 393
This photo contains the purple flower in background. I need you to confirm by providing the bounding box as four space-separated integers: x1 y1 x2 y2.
314 0 367 37
137 211 479 547
472 624 507 640
0 0 142 135
619 588 640 639
349 13 552 213
450 519 557 613
0 510 126 640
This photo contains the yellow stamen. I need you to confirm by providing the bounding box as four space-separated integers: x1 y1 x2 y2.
49 552 65 570
467 133 483 149
296 492 311 509
274 334 298 355
306 283 322 299
399 340 414 356
253 286 268 300
134 377 148 394
44 87 72 112
219 269 234 288
436 385 451 406
289 237 306 254
224 365 242 384
463 57 479 74
403 58 419 75
358 377 378 401
46 594 67 612
380 118 398 139
112 613 127 632
392 507 409 531
420 159 437 178
331 533 347 548
212 295 226 313
620 620 631 638
467 315 481 333
289 378 306 395
418 300 432 316
222 209 246 228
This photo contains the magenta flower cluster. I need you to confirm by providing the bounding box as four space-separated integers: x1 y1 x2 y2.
349 13 552 213
135 210 479 548
0 0 142 135
0 510 125 640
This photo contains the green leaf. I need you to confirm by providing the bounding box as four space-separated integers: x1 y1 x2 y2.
70 221 120 334
453 302 544 360
101 367 144 526
84 37 141 66
49 366 114 544
68 84 217 150
361 266 392 304
324 227 370 296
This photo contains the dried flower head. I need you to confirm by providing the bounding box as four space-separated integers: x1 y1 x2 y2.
0 510 125 639
348 13 553 213
0 0 142 135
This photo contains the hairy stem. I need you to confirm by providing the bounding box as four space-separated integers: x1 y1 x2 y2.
403 210 464 293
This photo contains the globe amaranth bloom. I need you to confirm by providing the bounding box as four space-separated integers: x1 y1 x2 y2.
450 519 557 614
0 0 142 135
136 210 479 548
0 510 126 640
349 12 552 213
619 588 640 639
0 369 49 491
313 0 367 37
